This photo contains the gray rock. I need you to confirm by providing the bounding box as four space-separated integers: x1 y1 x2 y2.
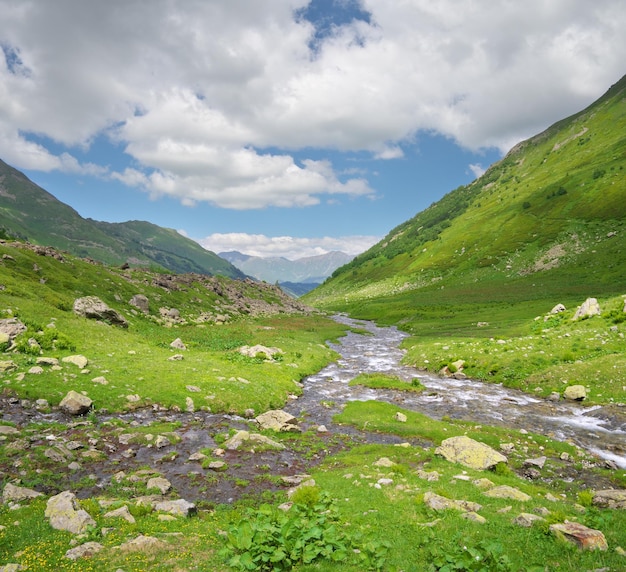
73 296 128 328
45 491 96 534
147 477 172 494
0 318 27 341
423 491 482 513
550 303 566 314
2 483 43 503
59 391 93 415
572 297 601 320
435 436 507 470
170 338 186 350
255 409 299 432
153 499 196 517
550 521 607 551
564 385 587 401
119 534 166 553
104 505 136 523
62 355 89 369
129 294 150 314
592 489 626 509
65 541 104 561
513 513 545 527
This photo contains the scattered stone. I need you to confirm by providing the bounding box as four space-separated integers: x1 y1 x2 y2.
281 474 312 486
27 366 44 374
572 297 601 320
435 436 507 470
394 412 407 422
513 513 545 527
484 485 531 502
0 318 27 341
550 521 608 551
65 542 104 561
317 425 328 433
550 303 566 314
564 385 587 401
104 505 136 524
0 426 19 436
208 461 227 471
472 478 495 489
239 344 284 360
168 354 184 361
73 296 128 328
547 392 561 402
0 360 17 372
36 357 59 367
170 338 186 350
186 385 201 393
255 409 299 432
423 492 482 513
62 355 89 369
524 456 547 469
155 435 170 449
592 489 626 509
147 477 172 494
91 376 108 385
462 512 486 524
416 470 440 482
153 499 196 517
45 491 96 534
59 391 93 416
2 483 43 504
373 457 395 468
185 397 195 413
129 294 150 314
119 534 166 553
188 452 207 462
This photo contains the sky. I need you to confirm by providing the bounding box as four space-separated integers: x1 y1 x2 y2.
1 1 625 260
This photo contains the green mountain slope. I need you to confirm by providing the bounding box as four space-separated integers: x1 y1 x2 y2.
305 75 626 332
0 159 244 278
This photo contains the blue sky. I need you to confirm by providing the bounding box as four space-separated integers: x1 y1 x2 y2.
1 0 624 259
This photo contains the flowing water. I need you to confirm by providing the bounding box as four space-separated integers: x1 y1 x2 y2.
286 315 626 468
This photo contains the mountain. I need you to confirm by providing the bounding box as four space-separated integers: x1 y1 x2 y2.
220 250 353 284
0 159 244 278
305 75 626 328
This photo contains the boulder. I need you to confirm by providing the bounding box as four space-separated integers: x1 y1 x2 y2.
513 513 545 528
147 477 172 494
153 499 196 517
592 489 626 509
65 542 104 561
239 344 284 360
45 491 96 534
435 436 507 470
423 491 482 513
563 385 587 401
104 505 136 524
170 338 186 350
0 318 27 341
129 294 150 314
59 391 93 415
550 521 608 551
73 296 128 328
119 535 166 553
572 297 601 320
2 483 43 503
550 303 566 314
255 409 299 432
62 355 89 369
483 485 531 502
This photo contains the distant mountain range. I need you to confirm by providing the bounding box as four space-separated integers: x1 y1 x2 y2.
0 159 244 279
219 250 354 292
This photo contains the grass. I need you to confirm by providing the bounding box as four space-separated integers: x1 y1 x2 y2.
348 372 425 392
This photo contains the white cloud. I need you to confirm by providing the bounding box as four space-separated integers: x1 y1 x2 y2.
198 232 380 260
468 163 486 179
1 0 625 205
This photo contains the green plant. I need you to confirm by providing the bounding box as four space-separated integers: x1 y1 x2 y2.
221 492 389 571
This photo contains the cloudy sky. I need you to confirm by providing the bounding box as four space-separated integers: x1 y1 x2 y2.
1 1 624 259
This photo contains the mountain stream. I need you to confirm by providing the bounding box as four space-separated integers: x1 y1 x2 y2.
286 315 626 469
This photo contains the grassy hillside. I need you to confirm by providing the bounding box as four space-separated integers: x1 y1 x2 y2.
305 75 626 336
0 239 343 414
0 159 243 278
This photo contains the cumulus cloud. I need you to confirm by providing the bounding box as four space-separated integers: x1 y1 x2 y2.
1 0 625 207
468 163 486 179
198 232 380 260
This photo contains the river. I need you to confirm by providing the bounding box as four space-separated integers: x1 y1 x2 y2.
286 315 626 469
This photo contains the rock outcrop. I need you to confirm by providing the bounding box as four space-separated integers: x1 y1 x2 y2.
45 491 96 534
73 296 128 328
